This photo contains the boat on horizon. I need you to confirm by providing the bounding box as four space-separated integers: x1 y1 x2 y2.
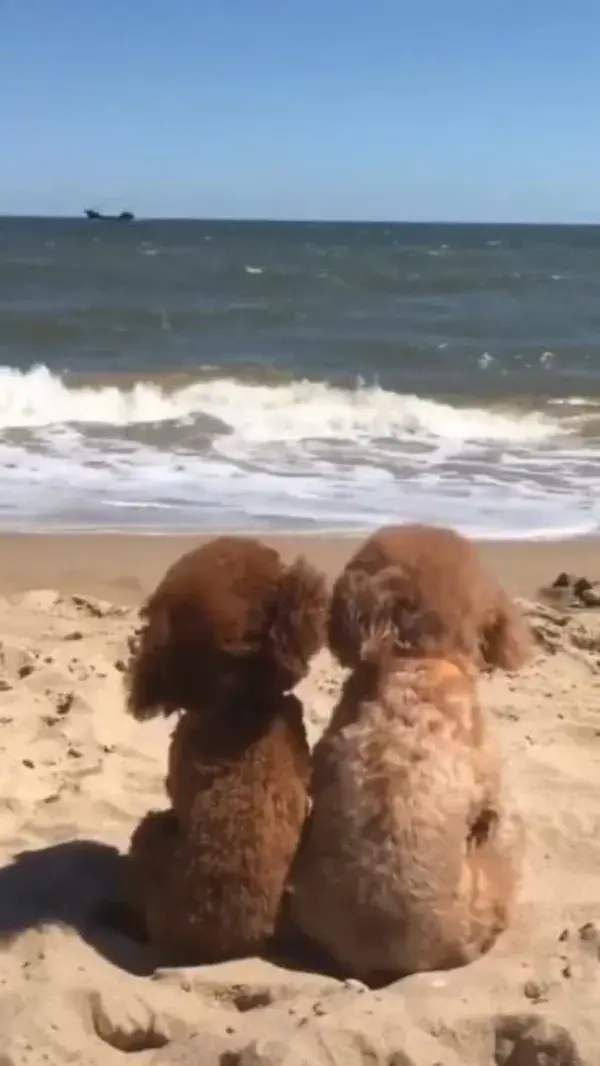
84 208 135 222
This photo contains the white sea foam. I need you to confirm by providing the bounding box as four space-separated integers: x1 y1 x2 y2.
0 364 596 537
0 364 564 443
548 397 600 407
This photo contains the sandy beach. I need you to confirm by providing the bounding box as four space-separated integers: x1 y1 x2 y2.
0 532 598 602
0 532 599 1064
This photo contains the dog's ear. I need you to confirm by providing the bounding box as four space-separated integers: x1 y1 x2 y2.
329 565 451 666
481 594 532 672
328 568 380 667
266 557 328 688
329 566 416 666
359 567 421 662
126 602 178 720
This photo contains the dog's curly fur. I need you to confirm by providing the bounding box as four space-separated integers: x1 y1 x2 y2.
288 649 524 984
328 524 531 672
123 536 328 965
127 691 311 964
127 536 328 717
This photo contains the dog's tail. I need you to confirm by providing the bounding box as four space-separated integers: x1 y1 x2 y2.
329 565 447 667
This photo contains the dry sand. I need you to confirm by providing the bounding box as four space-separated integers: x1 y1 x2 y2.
0 533 598 1065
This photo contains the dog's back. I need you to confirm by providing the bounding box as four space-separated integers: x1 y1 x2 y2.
289 657 522 981
127 690 311 964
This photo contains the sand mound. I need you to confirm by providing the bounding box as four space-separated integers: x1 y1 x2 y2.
0 591 598 1064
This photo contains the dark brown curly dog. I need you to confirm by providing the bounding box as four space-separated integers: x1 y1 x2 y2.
124 536 328 965
328 524 531 672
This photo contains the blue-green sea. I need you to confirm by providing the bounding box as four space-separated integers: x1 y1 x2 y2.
1 216 600 537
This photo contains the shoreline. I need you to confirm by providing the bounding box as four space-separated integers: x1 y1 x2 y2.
0 530 596 603
0 524 596 540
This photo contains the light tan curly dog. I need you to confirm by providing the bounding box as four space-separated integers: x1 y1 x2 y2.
289 587 524 984
123 535 328 965
328 523 531 672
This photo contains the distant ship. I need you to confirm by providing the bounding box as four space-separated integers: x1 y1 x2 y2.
84 208 135 222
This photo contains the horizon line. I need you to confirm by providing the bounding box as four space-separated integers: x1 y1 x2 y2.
0 212 599 228
1 211 600 228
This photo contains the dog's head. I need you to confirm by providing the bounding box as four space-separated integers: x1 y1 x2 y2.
328 564 466 668
126 537 328 720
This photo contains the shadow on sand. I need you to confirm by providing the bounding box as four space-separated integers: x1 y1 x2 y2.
0 837 342 982
0 839 157 976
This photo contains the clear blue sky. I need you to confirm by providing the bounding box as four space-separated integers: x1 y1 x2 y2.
2 0 599 223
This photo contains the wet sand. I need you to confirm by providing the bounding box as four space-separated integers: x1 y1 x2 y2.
0 532 596 602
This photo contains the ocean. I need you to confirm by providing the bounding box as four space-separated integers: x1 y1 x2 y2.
1 215 600 538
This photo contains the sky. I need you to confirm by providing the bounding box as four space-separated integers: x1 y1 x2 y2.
1 0 599 223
